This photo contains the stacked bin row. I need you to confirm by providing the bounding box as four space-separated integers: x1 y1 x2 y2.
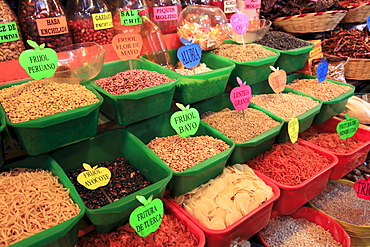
0 39 369 247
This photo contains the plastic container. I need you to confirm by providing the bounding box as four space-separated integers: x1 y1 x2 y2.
218 40 280 86
88 59 178 126
300 117 370 180
253 140 338 215
258 207 351 247
309 179 370 246
192 94 284 164
125 111 235 196
0 81 103 156
286 73 355 124
267 42 314 73
0 155 85 247
0 112 6 166
51 128 172 233
142 49 236 104
250 93 322 143
166 170 280 247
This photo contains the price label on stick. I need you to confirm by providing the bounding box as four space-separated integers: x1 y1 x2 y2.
112 33 143 61
19 40 58 80
367 16 370 30
230 8 249 34
77 163 111 190
268 66 286 94
230 77 252 111
354 176 370 200
288 117 299 144
170 103 200 138
316 57 328 83
177 38 202 69
129 195 164 237
336 114 360 139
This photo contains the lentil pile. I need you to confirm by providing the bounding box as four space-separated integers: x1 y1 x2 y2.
0 80 99 123
76 213 199 246
255 31 312 50
147 135 230 172
202 108 280 143
246 142 333 186
68 158 151 209
287 79 352 101
250 93 320 121
210 44 276 62
94 69 175 95
311 181 370 225
261 215 342 247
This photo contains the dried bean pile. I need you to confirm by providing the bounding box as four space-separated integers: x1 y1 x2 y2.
250 93 319 121
345 162 370 182
147 135 230 172
210 44 276 62
202 108 280 143
255 31 312 51
68 18 114 45
322 29 370 58
68 158 151 209
311 181 370 225
0 80 99 123
299 126 367 153
287 78 351 101
339 0 368 7
261 216 342 247
94 69 175 95
76 213 199 246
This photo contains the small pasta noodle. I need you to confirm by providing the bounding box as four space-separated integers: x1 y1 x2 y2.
246 142 333 186
0 168 80 246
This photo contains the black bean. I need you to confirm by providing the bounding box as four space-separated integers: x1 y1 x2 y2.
255 31 312 51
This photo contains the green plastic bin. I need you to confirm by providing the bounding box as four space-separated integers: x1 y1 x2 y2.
218 40 280 86
285 73 355 124
0 81 103 156
0 155 85 247
192 94 284 164
88 59 178 126
142 49 236 104
126 112 235 196
266 42 314 73
0 112 6 166
51 128 172 233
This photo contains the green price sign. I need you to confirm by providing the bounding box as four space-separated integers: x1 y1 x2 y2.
120 10 142 25
19 40 58 80
336 114 359 139
129 195 164 237
170 103 200 138
0 22 20 43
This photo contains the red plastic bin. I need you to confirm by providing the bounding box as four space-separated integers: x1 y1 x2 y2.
258 207 351 247
253 140 338 215
166 171 280 247
300 117 370 180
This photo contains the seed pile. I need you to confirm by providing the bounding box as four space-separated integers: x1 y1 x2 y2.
68 158 151 209
175 164 274 230
147 135 230 172
210 44 276 62
250 93 319 121
0 168 80 246
261 216 342 247
311 181 370 226
287 78 352 101
94 69 175 95
0 80 99 123
255 31 312 51
202 108 280 143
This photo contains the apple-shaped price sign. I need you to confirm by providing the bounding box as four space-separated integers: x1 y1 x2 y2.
170 103 200 138
177 38 202 69
367 16 370 30
230 8 249 35
129 195 164 237
112 33 143 61
288 117 299 144
77 163 111 190
354 176 370 200
268 66 287 94
336 114 360 139
316 57 328 83
19 40 58 80
230 77 252 111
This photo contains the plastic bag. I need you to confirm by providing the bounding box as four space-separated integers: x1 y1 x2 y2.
311 56 349 83
338 96 370 125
